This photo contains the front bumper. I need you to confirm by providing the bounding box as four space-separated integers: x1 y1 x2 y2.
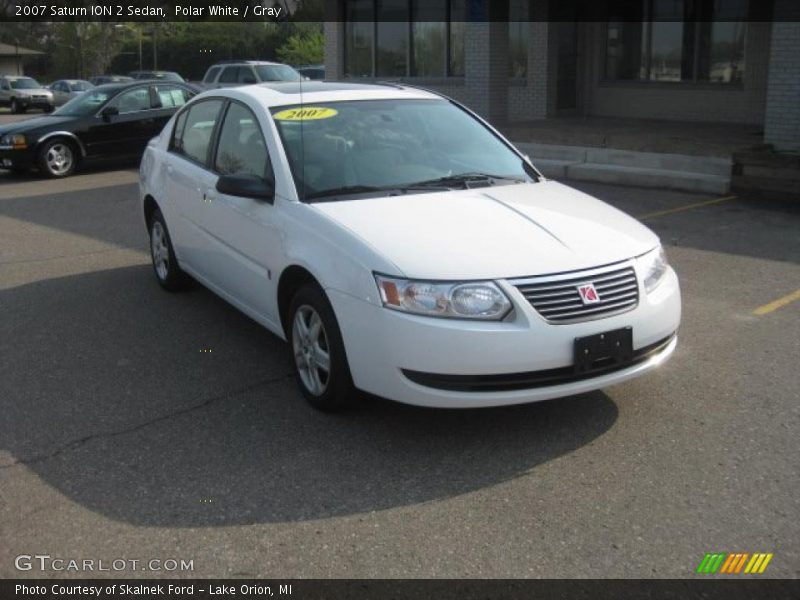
16 97 52 109
0 147 36 170
0 146 35 170
328 266 681 408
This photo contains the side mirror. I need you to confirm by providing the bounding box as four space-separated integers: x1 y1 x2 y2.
100 105 119 121
216 174 274 202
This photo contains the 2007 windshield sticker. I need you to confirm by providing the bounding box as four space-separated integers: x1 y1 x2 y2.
273 107 338 121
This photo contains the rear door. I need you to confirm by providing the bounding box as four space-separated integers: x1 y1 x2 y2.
164 98 225 273
149 84 194 136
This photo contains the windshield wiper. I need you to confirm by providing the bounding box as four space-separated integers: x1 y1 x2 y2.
407 172 526 189
304 185 394 201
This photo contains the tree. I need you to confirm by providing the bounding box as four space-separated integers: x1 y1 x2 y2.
276 29 324 66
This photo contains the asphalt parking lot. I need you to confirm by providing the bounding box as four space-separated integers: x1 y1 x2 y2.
0 146 798 578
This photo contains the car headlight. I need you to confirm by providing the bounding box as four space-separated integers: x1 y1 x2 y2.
0 134 27 149
638 245 669 293
375 275 512 320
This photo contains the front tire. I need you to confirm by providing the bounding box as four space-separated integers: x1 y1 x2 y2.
148 208 189 291
37 138 77 178
288 284 356 411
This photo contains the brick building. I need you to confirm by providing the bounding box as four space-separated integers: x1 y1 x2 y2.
324 0 800 152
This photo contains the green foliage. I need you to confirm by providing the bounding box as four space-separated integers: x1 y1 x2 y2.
276 29 324 67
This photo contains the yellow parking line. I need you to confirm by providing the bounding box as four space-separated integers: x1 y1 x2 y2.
753 289 800 316
637 195 736 220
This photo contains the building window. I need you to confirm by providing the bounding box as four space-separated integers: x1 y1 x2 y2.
605 0 747 84
344 0 465 78
509 0 528 78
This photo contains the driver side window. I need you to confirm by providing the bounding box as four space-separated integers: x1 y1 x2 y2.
114 87 152 114
214 102 273 180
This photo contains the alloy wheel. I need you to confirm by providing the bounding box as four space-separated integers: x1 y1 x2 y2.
292 305 331 396
150 221 170 281
45 143 74 176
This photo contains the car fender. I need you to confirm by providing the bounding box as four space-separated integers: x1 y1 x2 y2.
35 131 87 157
277 200 400 311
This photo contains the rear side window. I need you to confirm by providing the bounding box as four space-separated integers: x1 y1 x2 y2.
171 99 224 165
218 67 239 84
214 102 273 180
203 66 221 83
154 85 193 108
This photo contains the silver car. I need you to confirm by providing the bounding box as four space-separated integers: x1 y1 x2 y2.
49 79 94 106
0 76 54 113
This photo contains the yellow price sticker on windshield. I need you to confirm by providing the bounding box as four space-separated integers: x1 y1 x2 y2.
273 107 338 121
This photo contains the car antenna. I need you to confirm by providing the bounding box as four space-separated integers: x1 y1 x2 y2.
299 70 305 202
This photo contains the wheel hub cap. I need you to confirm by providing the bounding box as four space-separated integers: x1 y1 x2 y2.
292 305 331 396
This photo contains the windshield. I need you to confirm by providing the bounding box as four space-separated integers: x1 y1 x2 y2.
71 81 93 91
256 65 303 82
271 99 534 201
10 78 41 90
54 89 114 116
155 72 184 81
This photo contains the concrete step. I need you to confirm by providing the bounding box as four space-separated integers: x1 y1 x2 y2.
566 163 731 195
516 141 732 193
529 158 582 179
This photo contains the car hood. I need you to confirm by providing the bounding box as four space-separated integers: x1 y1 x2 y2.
312 180 660 280
14 87 51 95
0 115 75 136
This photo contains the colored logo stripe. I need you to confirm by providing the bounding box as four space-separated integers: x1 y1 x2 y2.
697 553 773 574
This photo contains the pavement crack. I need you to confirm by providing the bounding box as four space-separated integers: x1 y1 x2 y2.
0 372 294 469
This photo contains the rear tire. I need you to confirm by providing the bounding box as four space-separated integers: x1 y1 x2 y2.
148 208 190 292
10 98 21 114
288 283 357 412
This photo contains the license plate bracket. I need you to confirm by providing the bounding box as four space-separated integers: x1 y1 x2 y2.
574 327 633 374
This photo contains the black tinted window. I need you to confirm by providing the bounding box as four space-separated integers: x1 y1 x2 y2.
218 67 239 83
115 87 152 113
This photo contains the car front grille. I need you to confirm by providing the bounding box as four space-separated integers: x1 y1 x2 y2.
512 262 639 323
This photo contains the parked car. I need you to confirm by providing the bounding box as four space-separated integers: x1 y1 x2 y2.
296 65 325 80
0 76 54 113
139 82 681 411
50 79 94 106
89 75 134 85
200 61 303 88
0 80 197 177
129 70 185 82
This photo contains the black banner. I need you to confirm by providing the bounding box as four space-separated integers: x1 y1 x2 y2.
2 579 800 600
0 0 786 23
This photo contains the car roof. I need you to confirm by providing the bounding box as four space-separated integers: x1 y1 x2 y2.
213 61 284 66
196 81 442 107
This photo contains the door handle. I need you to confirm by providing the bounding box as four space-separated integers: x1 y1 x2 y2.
165 164 173 174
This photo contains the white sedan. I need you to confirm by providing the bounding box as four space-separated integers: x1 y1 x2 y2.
139 82 681 411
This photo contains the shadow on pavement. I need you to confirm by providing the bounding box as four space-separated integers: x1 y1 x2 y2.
1 265 618 526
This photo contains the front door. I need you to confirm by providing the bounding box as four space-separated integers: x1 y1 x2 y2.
83 85 156 160
194 100 280 325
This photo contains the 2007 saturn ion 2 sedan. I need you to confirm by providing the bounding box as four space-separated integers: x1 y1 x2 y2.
140 82 681 411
